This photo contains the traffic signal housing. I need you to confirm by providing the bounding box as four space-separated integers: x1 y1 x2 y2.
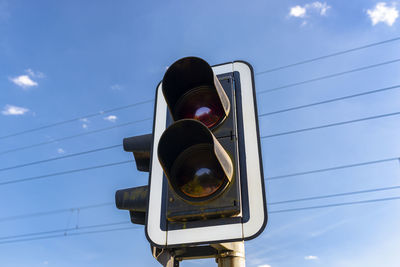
146 57 267 247
115 134 152 225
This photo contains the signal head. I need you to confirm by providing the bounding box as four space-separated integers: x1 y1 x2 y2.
162 57 230 129
157 119 233 202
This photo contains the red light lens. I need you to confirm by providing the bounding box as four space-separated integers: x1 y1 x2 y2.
174 86 225 128
171 144 226 199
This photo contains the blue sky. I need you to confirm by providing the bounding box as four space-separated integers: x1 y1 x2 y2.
1 0 400 266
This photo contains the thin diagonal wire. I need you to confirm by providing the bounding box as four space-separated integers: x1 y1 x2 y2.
259 84 400 117
0 221 130 241
0 160 132 186
269 196 400 214
269 185 400 205
3 37 400 141
261 111 400 139
0 144 121 172
258 58 400 94
256 36 400 75
0 226 136 245
0 118 151 156
0 99 153 140
0 202 114 222
267 157 399 180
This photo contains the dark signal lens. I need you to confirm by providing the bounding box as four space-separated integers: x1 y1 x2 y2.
171 144 226 200
174 86 225 128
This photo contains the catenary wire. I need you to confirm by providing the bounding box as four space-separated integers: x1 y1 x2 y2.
0 202 114 223
0 117 151 156
267 156 399 180
0 226 136 245
0 144 121 172
261 110 400 139
2 195 400 245
3 91 399 158
2 83 398 172
0 99 153 140
269 196 400 214
257 58 400 94
0 160 133 186
3 38 400 143
255 36 400 75
1 154 398 188
259 84 400 117
3 83 400 173
269 185 400 205
2 184 397 224
0 221 129 241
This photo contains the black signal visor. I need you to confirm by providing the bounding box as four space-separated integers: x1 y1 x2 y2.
158 119 233 202
162 57 230 129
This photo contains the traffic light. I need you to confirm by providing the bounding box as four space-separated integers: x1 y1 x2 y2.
115 134 152 225
146 57 267 247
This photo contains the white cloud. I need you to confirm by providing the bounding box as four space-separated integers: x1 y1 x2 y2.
2 104 29 115
289 2 331 18
290 5 306 17
305 255 319 260
80 118 89 123
57 148 65 154
258 265 272 267
367 2 398 26
82 123 88 129
10 75 38 89
104 115 117 122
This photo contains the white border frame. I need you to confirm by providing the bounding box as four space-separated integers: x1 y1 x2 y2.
146 62 266 247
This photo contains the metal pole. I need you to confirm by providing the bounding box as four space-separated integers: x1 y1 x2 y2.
215 242 245 267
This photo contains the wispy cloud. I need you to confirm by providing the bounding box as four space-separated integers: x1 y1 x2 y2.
367 2 398 26
104 115 117 122
258 265 272 267
57 148 65 154
10 75 38 89
2 104 29 115
25 68 45 78
289 2 331 18
304 255 318 260
110 84 122 91
79 118 89 129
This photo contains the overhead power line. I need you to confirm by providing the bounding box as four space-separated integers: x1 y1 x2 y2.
257 58 400 94
2 36 399 144
269 196 400 214
2 195 400 245
261 110 400 139
0 99 153 140
0 145 121 173
0 225 136 245
2 153 398 188
269 185 400 205
0 202 113 223
3 84 399 172
0 160 132 186
0 118 151 156
0 221 129 241
256 36 400 75
259 84 400 117
266 156 399 181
